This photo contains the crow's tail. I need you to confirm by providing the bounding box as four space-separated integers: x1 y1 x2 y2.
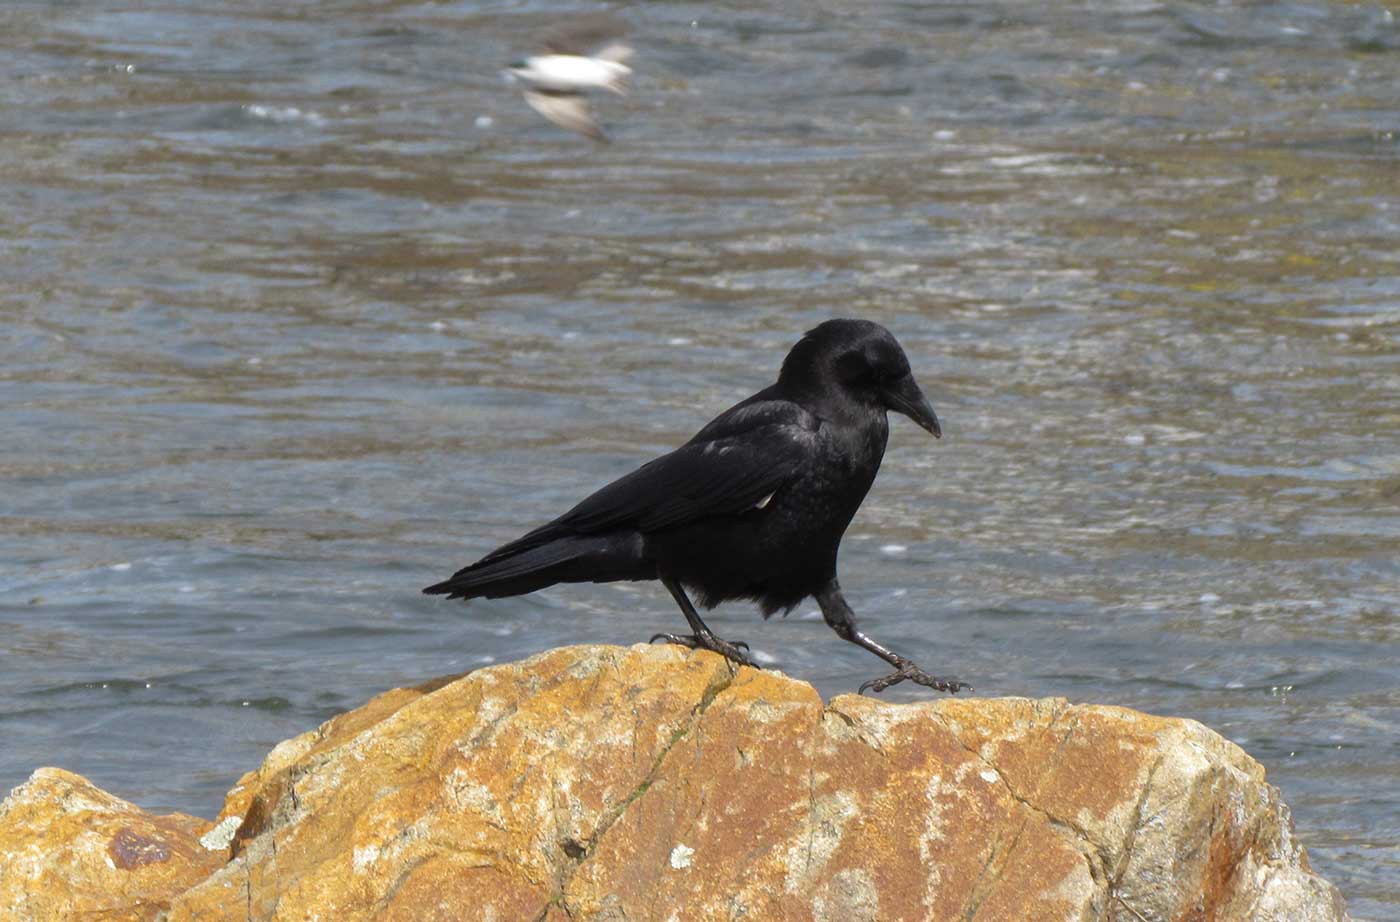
422 530 650 601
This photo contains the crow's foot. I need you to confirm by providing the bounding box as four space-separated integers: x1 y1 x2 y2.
859 661 969 695
649 632 759 669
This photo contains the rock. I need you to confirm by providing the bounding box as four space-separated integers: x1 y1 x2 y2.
1 644 1350 922
170 644 1346 922
0 767 224 922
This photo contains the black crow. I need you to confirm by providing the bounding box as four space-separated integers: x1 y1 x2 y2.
424 319 966 694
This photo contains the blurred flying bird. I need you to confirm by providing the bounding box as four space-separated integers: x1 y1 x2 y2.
425 319 966 694
509 16 633 142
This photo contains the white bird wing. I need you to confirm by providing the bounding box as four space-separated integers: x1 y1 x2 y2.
523 89 606 142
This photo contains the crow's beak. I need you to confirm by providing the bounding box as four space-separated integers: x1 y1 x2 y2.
882 375 942 438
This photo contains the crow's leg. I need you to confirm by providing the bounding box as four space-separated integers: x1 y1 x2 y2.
650 577 760 669
816 578 968 694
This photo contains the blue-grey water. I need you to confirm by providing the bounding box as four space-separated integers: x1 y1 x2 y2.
2 1 1397 916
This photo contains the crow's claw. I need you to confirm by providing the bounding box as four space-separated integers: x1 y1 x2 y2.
859 663 969 695
649 632 760 669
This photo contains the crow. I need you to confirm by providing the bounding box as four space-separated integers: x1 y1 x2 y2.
424 319 966 694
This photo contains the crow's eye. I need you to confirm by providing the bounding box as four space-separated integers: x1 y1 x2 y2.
879 366 910 387
834 351 875 384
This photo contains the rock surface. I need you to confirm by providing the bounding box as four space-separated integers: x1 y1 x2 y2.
0 767 223 922
2 644 1349 921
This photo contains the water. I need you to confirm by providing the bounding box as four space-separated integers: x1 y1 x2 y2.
2 1 1397 915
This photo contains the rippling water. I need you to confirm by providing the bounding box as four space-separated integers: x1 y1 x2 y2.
2 1 1397 915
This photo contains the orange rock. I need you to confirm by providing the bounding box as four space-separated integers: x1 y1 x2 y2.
165 644 1346 922
0 767 224 922
1 645 1351 921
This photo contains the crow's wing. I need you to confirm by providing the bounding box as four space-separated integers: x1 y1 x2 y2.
477 399 817 564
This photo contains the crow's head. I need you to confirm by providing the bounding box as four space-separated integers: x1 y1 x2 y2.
782 318 941 437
